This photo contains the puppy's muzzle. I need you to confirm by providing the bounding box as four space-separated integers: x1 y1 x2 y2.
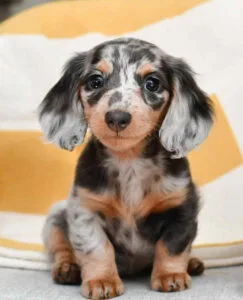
105 110 132 132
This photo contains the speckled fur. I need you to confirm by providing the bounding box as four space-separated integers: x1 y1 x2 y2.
40 38 213 299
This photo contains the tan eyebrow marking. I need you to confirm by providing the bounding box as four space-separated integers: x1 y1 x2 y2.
136 63 153 78
96 59 112 74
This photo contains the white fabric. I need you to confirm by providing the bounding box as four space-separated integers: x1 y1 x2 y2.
0 212 45 244
196 165 243 245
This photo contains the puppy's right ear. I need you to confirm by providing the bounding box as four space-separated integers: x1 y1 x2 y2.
38 53 88 151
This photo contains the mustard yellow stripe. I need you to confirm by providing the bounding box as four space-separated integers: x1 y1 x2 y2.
0 131 88 214
0 237 44 252
193 240 243 249
1 236 243 253
0 0 210 37
188 94 243 185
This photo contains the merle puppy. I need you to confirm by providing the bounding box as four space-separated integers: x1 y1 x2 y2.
39 38 213 299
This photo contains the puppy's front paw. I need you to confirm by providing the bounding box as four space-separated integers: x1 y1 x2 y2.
81 277 124 299
151 273 191 292
52 262 81 285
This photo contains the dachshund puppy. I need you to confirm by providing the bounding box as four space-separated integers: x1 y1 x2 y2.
39 38 213 299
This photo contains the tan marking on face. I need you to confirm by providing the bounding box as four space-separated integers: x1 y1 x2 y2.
80 71 170 152
96 59 112 74
87 99 165 152
136 63 153 78
81 89 109 128
108 140 145 161
98 90 169 152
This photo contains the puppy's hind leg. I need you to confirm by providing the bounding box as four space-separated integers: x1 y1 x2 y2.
42 200 81 285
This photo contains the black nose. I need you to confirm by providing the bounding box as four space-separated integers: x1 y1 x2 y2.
105 110 132 132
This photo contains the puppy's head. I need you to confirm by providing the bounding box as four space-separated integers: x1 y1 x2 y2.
39 38 213 157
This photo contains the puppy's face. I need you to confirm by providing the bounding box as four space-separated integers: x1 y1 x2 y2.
39 38 213 158
81 41 170 151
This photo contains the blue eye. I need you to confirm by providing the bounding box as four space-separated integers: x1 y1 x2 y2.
88 75 104 89
144 76 160 92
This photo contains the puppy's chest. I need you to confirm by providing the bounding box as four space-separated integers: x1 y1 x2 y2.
109 158 161 206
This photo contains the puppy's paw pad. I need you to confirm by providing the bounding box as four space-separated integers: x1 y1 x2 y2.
52 262 81 285
81 278 124 299
151 273 191 292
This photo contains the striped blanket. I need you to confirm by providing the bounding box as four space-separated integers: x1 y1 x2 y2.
0 0 242 270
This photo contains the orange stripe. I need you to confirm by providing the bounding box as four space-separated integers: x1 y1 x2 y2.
1 237 243 253
0 237 44 252
188 95 243 185
0 131 88 214
0 0 210 37
193 240 243 249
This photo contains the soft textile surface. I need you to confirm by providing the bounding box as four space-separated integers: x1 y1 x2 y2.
0 266 243 300
0 0 243 270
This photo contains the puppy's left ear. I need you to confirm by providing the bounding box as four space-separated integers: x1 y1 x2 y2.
159 57 214 158
38 53 88 151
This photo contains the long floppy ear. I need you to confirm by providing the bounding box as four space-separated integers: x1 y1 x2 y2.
159 57 214 158
38 53 88 151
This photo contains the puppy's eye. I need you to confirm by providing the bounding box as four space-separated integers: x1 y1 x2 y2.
88 75 104 89
144 76 160 92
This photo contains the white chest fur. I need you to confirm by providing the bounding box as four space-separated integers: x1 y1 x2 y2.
106 155 190 207
107 157 161 206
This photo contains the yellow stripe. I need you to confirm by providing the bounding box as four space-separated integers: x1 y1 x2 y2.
0 237 44 252
0 0 210 37
193 240 243 249
188 95 243 185
0 131 88 214
1 237 242 253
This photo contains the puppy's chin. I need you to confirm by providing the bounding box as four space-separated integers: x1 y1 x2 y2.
96 135 144 152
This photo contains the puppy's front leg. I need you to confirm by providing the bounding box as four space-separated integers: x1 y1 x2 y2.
151 240 191 292
68 194 123 299
78 241 123 300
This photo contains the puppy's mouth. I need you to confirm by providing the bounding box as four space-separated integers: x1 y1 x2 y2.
103 133 142 140
100 124 154 142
